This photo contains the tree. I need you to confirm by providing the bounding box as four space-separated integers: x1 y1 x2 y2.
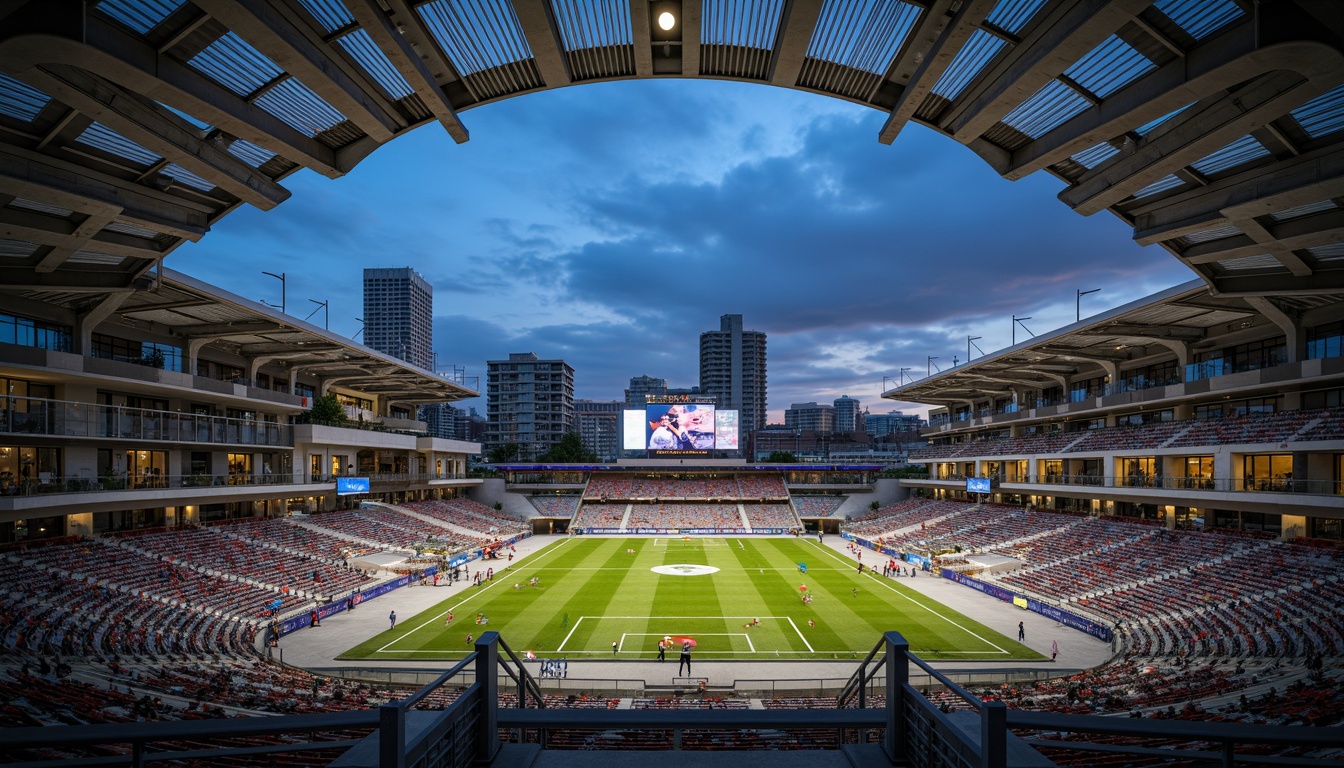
307 394 347 426
764 451 796 463
486 443 520 463
538 431 597 463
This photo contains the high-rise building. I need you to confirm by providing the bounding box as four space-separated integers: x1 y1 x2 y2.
834 395 862 433
699 314 766 449
362 267 433 370
784 402 836 433
866 410 925 437
575 399 623 461
625 375 668 406
485 352 574 461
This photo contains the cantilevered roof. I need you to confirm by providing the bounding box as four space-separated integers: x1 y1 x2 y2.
0 1 1342 298
881 278 1344 408
0 265 478 404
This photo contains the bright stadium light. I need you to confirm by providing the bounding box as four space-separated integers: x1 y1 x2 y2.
658 11 675 30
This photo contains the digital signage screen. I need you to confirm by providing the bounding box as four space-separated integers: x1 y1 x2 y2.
337 477 371 495
966 477 992 494
646 403 716 453
714 410 739 450
622 410 647 451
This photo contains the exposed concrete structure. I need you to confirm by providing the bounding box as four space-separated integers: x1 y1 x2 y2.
1 1 1340 304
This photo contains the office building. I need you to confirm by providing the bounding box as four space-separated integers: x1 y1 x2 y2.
784 402 835 433
485 353 574 461
866 410 926 438
699 314 766 449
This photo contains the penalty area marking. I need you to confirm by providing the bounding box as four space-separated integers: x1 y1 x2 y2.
808 540 1010 655
618 632 753 653
559 616 791 654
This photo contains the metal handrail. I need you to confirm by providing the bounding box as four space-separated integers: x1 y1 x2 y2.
496 635 547 709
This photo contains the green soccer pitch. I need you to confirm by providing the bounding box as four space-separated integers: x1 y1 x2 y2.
338 537 1043 662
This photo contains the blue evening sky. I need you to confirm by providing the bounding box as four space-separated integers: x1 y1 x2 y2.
172 78 1194 422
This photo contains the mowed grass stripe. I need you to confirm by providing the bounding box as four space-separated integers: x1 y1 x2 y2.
802 540 1040 659
337 537 1043 661
557 538 650 655
722 539 809 654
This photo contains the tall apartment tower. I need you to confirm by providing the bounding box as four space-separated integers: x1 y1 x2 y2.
699 314 766 448
624 375 668 407
362 267 433 370
574 399 623 461
485 352 574 461
834 395 863 433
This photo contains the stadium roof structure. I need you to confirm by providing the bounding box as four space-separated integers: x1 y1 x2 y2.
0 0 1342 298
881 277 1344 409
14 265 479 404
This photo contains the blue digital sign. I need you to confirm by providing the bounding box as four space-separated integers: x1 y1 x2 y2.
336 477 371 495
965 477 992 494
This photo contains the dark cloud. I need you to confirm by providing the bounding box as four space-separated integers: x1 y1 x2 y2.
174 79 1196 422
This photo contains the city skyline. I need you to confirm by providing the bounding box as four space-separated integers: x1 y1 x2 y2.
172 78 1194 423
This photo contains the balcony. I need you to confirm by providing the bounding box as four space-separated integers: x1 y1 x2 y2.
0 396 291 447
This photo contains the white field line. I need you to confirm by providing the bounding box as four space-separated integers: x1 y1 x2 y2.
744 633 755 653
785 616 814 652
373 537 575 654
556 616 585 653
808 540 1009 655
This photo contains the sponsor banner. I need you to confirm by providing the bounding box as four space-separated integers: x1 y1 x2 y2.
942 571 1112 642
448 552 478 569
903 553 932 570
1027 598 1113 642
278 574 413 636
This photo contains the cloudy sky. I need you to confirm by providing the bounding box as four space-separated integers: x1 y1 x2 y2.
172 78 1194 422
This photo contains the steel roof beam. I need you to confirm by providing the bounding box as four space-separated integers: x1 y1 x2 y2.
1132 145 1344 245
513 0 571 89
767 0 823 87
879 0 993 144
943 0 1152 143
0 144 210 241
1209 267 1344 297
629 0 653 77
1005 12 1339 180
1077 322 1205 340
0 267 150 291
174 321 291 337
1062 45 1344 216
19 64 291 210
0 206 166 260
194 0 403 142
0 5 343 177
348 0 468 143
682 0 703 77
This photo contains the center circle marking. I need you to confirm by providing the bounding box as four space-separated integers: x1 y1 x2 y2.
651 564 720 576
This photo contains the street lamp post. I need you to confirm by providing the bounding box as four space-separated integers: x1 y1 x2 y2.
306 298 328 329
1012 315 1034 345
1077 288 1100 322
261 271 286 314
